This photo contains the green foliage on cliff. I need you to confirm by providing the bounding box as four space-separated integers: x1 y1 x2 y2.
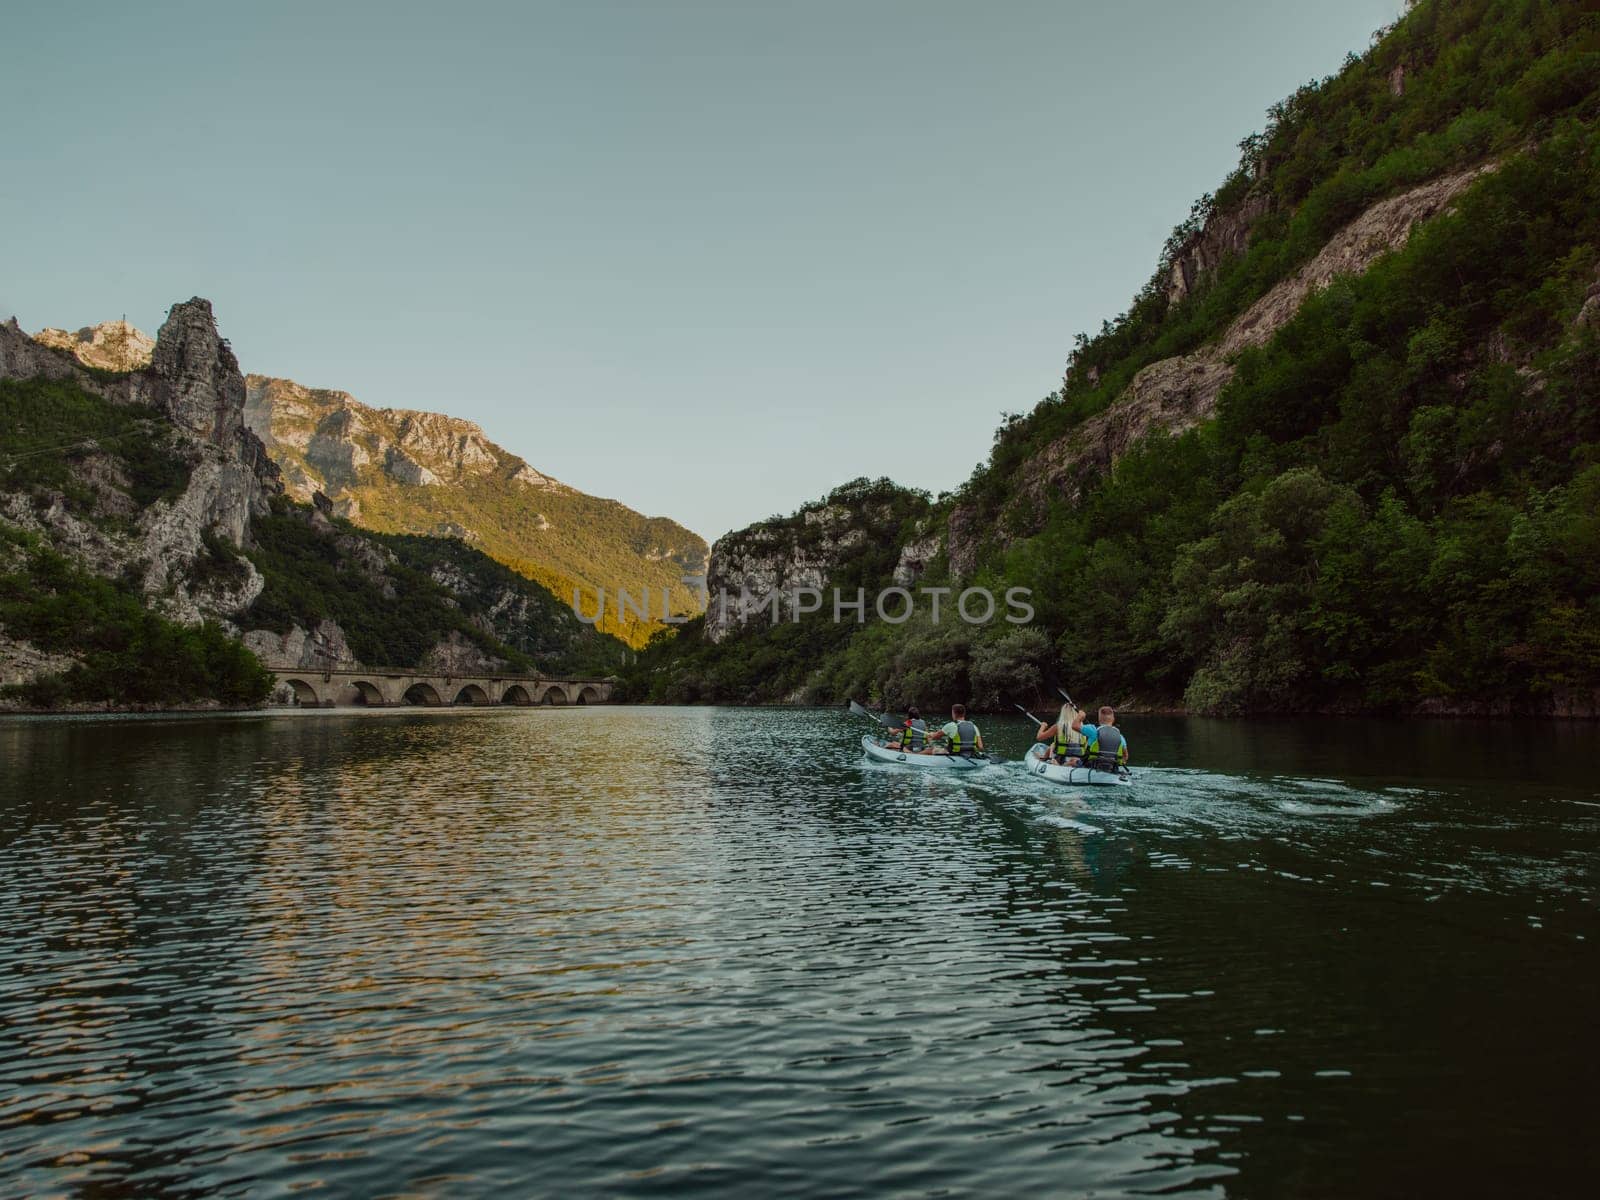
244 497 627 674
0 377 191 518
0 527 273 708
625 0 1600 715
975 0 1600 516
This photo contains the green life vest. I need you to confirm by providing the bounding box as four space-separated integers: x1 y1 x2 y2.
1054 727 1085 759
949 719 978 756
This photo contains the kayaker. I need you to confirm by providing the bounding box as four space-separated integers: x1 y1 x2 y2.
893 707 927 752
1036 703 1086 765
1084 706 1129 772
927 704 983 757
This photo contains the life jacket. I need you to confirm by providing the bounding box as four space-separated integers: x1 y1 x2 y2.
949 719 979 756
1053 726 1086 762
1086 724 1127 772
898 718 926 751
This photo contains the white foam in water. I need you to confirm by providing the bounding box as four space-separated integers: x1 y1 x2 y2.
1035 813 1103 835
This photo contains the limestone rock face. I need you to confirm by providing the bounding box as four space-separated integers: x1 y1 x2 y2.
1167 189 1275 305
1008 163 1499 533
1 317 85 383
1573 265 1600 331
417 630 505 675
0 639 82 693
2 298 281 625
148 298 248 445
703 490 921 643
33 320 155 373
1217 162 1495 358
242 620 357 671
893 529 942 588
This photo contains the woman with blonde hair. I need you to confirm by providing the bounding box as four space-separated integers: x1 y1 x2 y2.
1035 702 1087 766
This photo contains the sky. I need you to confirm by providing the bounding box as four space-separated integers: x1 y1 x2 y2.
3 0 1404 541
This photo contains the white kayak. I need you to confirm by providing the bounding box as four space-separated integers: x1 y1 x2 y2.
861 734 992 771
1025 743 1133 787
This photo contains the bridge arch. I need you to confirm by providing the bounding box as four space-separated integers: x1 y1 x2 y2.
283 678 321 706
337 679 386 706
403 682 444 706
541 685 569 706
576 686 600 706
453 684 490 706
501 684 533 706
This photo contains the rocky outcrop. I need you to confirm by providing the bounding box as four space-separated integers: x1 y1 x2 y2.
1573 264 1600 331
147 299 249 445
893 527 943 587
1217 163 1496 358
1167 189 1275 305
703 485 924 643
1 318 87 384
242 620 358 671
417 631 505 675
2 298 281 624
1008 162 1498 527
0 640 81 692
33 320 155 373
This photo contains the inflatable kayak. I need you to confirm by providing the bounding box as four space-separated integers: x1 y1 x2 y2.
861 734 992 771
1025 743 1132 787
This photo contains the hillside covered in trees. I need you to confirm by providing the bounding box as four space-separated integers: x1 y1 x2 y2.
626 0 1600 716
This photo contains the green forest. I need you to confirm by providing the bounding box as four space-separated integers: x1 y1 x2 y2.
0 524 274 708
245 497 628 675
625 0 1600 715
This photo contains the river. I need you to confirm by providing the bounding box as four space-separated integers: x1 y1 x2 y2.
1 708 1596 1197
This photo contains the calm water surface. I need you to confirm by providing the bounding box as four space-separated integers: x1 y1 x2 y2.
1 708 1596 1197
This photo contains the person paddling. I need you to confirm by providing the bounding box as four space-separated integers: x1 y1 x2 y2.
1084 706 1129 772
1036 702 1087 765
927 703 983 757
893 706 927 752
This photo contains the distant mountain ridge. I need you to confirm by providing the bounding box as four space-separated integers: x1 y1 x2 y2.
243 374 706 647
27 321 708 647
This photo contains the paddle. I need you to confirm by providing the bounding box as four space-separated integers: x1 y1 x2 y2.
848 698 890 727
1014 702 1047 726
851 698 907 753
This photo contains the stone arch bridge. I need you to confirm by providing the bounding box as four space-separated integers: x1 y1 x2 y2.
273 669 614 708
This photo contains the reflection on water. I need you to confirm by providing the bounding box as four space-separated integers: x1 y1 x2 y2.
1 708 1597 1196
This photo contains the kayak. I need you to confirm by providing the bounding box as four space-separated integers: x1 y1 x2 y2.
1025 743 1133 787
861 734 992 771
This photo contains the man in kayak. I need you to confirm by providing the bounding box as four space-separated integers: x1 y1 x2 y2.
926 704 984 757
1036 702 1087 765
1084 706 1129 772
892 706 928 752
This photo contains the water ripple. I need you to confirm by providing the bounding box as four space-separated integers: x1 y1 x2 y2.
1 708 1597 1196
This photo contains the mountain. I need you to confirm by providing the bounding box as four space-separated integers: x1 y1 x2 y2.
1 299 625 709
242 375 707 647
33 320 156 374
625 0 1600 717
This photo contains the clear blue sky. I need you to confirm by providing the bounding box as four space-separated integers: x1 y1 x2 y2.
3 0 1403 541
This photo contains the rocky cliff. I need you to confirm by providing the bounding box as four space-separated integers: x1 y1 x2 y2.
704 479 929 643
244 374 707 646
1 299 282 623
962 160 1501 567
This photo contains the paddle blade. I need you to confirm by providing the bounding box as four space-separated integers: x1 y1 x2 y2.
849 699 888 725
